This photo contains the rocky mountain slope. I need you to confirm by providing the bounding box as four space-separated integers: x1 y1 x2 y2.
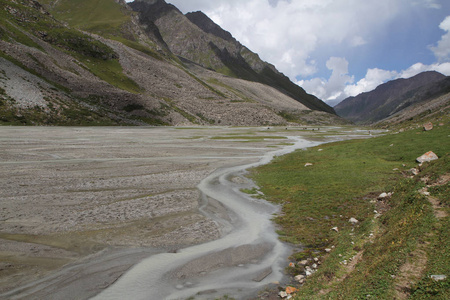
129 0 334 114
0 0 341 126
335 71 450 124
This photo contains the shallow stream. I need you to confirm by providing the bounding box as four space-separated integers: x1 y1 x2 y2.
93 137 321 300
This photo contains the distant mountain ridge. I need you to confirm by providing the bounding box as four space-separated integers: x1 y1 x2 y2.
335 71 450 124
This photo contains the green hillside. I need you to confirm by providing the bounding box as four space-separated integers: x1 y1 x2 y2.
40 0 131 36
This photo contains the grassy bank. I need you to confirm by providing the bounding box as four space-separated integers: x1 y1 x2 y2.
250 124 449 299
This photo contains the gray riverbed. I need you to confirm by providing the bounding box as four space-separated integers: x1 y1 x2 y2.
0 126 372 299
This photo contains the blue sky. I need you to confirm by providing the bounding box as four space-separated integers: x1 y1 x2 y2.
128 0 450 104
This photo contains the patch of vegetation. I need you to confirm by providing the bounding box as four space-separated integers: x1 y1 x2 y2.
112 37 163 61
162 97 199 124
42 0 131 37
211 135 287 140
181 68 226 98
250 123 449 298
196 112 215 124
207 78 255 103
123 103 145 112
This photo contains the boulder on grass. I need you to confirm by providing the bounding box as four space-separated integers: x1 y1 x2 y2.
423 122 433 131
416 151 438 163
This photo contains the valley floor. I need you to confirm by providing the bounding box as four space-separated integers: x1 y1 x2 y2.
0 126 366 299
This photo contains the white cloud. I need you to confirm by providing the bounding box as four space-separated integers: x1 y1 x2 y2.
399 62 450 78
344 68 398 97
419 0 442 9
430 16 450 62
298 57 353 101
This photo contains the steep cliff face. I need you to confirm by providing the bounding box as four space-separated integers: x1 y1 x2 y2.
335 71 449 124
0 0 343 126
129 0 335 114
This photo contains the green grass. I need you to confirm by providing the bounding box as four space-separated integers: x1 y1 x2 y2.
42 0 131 36
250 123 449 298
211 135 287 140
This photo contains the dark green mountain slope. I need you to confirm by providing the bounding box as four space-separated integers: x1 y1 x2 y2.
335 71 449 124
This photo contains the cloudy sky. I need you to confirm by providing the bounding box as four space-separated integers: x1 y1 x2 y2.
130 0 450 105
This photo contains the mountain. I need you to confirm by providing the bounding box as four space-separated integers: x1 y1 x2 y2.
0 0 342 126
335 71 449 124
128 0 334 114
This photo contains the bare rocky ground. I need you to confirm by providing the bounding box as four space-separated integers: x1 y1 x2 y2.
0 126 332 298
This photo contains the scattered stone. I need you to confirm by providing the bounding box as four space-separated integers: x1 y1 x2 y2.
294 274 305 282
285 286 298 294
416 151 438 163
390 144 394 147
378 192 393 200
423 122 433 131
313 257 319 262
331 227 339 232
431 275 447 281
349 217 359 225
304 163 313 167
409 168 419 176
252 267 273 282
298 260 308 266
305 269 313 276
325 248 332 253
289 262 295 267
318 149 323 151
312 263 318 269
279 291 288 298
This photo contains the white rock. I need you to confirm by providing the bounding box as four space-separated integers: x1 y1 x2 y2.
409 168 419 176
331 227 339 232
299 260 308 265
305 270 313 276
312 263 318 269
294 275 305 282
325 248 332 253
431 275 447 281
304 163 313 167
279 291 288 298
349 217 359 224
416 151 439 163
314 257 319 262
378 192 388 199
